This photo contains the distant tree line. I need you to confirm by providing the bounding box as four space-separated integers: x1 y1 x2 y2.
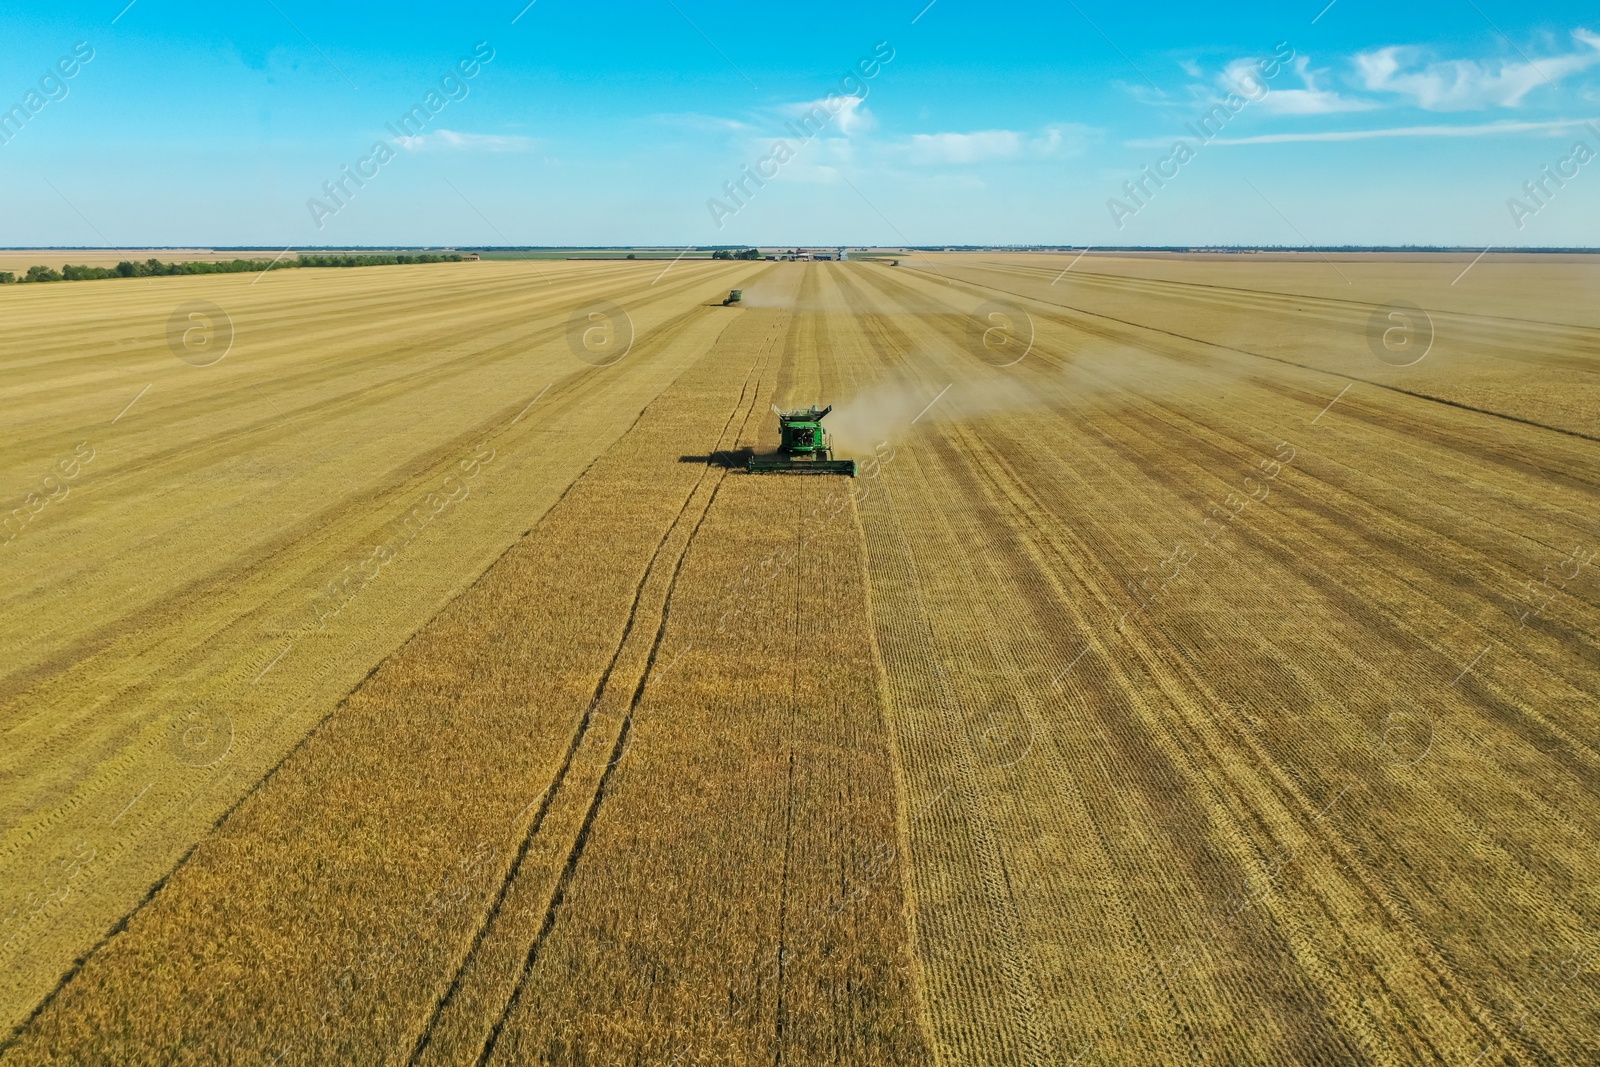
296 253 463 267
710 248 762 260
0 253 463 284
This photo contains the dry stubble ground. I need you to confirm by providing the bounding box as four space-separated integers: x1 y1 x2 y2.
0 257 766 1039
2 256 1598 1065
824 256 1599 1065
2 264 928 1066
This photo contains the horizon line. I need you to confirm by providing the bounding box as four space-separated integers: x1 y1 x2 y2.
5 244 1600 253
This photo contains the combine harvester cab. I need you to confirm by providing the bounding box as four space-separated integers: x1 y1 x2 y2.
748 405 857 476
722 289 743 305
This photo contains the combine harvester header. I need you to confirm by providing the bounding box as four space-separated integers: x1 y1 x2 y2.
748 405 857 476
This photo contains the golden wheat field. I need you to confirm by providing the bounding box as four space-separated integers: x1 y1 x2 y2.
2 254 1598 1065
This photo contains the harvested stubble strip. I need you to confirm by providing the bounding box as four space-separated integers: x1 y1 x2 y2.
0 303 755 1062
0 258 762 1037
819 259 1600 1066
1 287 929 1067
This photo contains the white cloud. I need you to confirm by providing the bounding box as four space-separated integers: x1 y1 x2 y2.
781 96 876 137
1355 29 1600 110
1112 79 1171 107
905 124 1091 164
909 130 1022 163
395 130 536 152
1232 56 1378 115
1125 117 1600 146
833 96 874 136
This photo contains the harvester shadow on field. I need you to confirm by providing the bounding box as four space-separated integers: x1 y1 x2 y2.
677 450 747 468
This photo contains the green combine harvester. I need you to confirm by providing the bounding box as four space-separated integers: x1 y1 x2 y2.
748 405 857 476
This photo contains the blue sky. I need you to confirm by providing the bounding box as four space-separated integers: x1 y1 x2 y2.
1 0 1598 246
